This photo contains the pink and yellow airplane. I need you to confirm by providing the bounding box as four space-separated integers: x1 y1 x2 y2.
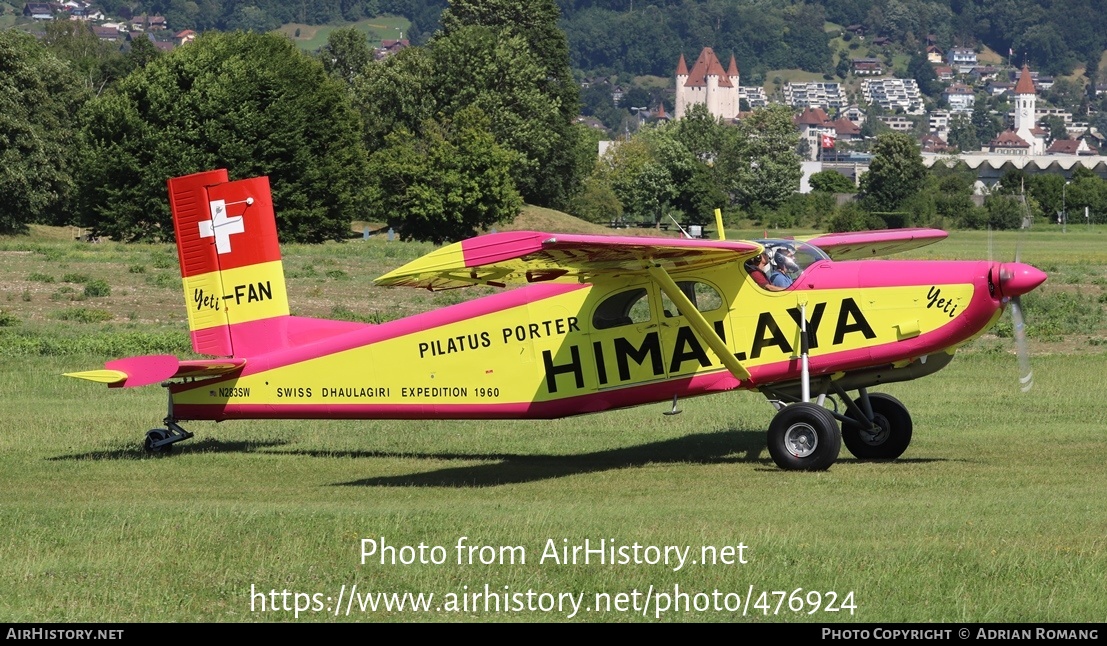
66 169 1047 470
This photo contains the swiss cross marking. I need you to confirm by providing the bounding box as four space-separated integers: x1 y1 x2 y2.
199 200 246 255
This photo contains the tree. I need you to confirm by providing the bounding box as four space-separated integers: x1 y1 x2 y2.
595 132 681 226
77 32 367 243
0 31 88 233
1045 78 1086 114
439 0 587 209
982 195 1023 230
671 103 728 161
353 46 437 152
429 25 582 208
970 98 1000 145
719 104 802 212
1040 115 1068 144
907 51 938 97
1026 173 1066 222
569 176 622 225
41 21 126 94
859 132 927 216
319 27 373 85
809 170 857 193
124 34 162 71
946 114 979 152
365 107 522 243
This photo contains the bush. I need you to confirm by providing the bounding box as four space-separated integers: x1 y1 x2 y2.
983 195 1023 230
827 203 886 232
83 279 111 297
53 308 113 323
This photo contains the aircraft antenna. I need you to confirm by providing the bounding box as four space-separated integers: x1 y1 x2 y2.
667 214 692 239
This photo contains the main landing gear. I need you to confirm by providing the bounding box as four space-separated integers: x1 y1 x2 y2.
762 386 913 471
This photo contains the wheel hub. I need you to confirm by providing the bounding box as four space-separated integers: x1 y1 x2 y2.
859 414 890 446
784 423 819 457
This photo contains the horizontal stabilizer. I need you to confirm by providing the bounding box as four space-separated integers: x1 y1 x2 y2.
375 231 761 290
64 355 246 388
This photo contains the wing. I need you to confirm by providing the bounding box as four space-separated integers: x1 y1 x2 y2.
800 228 947 260
374 230 762 290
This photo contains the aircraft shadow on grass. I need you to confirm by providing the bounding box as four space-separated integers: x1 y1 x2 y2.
321 428 947 488
49 428 946 486
49 438 290 461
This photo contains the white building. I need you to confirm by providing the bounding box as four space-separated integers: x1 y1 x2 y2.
947 47 977 74
740 86 769 109
674 48 740 120
942 83 975 114
782 82 847 110
861 78 925 115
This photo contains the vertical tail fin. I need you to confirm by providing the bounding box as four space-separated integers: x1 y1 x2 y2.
168 169 290 357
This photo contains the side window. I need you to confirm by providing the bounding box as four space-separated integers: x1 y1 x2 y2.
660 281 723 317
593 288 652 330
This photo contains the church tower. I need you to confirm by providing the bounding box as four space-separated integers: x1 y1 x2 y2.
1013 64 1042 154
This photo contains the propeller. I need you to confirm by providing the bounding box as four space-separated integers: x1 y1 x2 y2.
997 251 1046 393
996 194 1045 393
1008 296 1033 392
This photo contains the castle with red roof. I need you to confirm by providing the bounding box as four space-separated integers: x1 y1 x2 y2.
674 48 740 120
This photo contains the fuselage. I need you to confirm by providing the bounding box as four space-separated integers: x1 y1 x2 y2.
170 256 1023 421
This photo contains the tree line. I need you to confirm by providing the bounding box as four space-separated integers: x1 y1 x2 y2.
6 0 1107 241
105 0 1107 82
1 0 595 243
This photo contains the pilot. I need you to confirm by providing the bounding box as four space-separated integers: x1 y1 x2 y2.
745 249 787 291
766 244 798 288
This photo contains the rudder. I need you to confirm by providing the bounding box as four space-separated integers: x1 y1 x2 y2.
168 169 290 357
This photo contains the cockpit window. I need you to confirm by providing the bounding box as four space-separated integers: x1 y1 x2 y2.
744 239 828 291
593 288 652 330
660 281 723 317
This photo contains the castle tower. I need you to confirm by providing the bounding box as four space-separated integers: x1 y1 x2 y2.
675 54 689 120
674 48 739 120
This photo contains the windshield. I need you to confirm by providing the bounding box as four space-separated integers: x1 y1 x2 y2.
745 239 829 290
756 239 828 274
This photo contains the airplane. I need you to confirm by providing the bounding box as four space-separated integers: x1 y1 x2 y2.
65 169 1047 470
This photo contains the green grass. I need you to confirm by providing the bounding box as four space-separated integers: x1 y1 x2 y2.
274 15 411 52
0 224 1105 622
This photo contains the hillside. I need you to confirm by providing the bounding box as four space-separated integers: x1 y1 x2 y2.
352 204 678 239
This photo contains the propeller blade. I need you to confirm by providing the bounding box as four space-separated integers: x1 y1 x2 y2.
1009 296 1033 392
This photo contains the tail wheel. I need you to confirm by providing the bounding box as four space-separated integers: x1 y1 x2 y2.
144 429 173 455
767 403 841 471
843 393 912 460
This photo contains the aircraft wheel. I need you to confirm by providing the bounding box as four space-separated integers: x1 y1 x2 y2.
767 403 841 471
843 393 912 460
144 429 173 455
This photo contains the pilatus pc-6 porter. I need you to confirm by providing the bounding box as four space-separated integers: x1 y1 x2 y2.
67 169 1047 470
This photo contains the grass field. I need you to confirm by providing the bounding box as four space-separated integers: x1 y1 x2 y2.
1 221 1105 623
273 15 411 52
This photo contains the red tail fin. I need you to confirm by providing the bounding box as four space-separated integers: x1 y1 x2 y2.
168 169 290 357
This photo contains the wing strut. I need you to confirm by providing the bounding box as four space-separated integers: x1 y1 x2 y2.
646 264 750 382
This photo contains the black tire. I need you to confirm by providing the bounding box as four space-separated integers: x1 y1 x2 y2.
144 429 172 455
767 403 841 471
842 393 912 460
